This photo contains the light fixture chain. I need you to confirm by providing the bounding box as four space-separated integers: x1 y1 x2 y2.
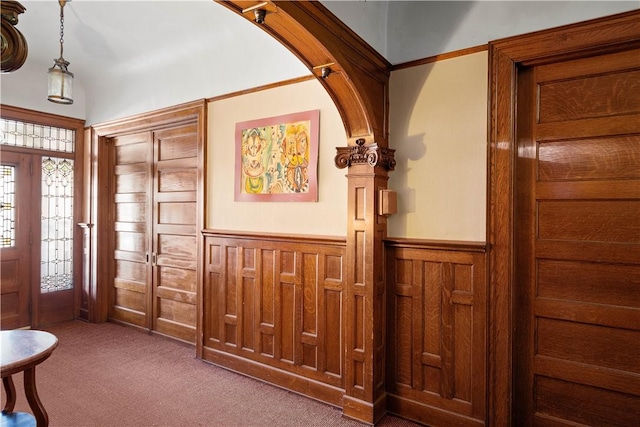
59 1 65 58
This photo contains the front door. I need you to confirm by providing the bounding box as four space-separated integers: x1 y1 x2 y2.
1 152 77 328
0 152 31 329
514 47 640 425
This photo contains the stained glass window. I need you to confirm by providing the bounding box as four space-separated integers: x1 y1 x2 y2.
0 165 16 248
0 118 75 152
41 157 74 293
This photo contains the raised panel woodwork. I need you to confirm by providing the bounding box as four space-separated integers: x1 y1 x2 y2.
538 69 640 123
538 260 639 307
202 231 346 406
385 240 487 426
538 200 640 242
106 117 201 344
514 45 640 426
538 136 640 181
534 377 640 427
110 132 151 330
487 10 640 427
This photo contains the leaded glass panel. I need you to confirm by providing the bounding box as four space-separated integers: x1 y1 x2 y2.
41 157 74 293
0 118 75 153
0 165 16 248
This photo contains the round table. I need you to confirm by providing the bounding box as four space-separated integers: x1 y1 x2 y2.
0 330 58 427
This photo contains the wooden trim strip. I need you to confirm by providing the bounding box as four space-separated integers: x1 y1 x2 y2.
385 237 486 252
206 75 315 103
202 229 346 246
391 45 488 71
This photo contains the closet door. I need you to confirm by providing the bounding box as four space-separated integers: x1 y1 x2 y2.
151 124 198 343
110 132 153 329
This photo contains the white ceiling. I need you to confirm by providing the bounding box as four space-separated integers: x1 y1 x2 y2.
2 1 637 124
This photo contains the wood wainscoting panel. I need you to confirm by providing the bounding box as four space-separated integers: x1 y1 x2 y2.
202 231 347 406
385 239 487 426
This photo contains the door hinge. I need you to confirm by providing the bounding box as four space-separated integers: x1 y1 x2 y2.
29 159 33 175
29 230 33 245
28 300 32 315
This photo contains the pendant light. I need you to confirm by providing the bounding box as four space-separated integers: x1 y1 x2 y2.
47 0 73 104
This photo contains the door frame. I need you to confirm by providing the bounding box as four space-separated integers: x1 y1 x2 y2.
90 100 205 348
486 10 640 424
0 105 85 327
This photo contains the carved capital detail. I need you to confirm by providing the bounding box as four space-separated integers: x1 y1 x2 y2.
335 138 396 171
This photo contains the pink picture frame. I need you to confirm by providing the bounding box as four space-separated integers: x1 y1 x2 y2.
235 110 320 202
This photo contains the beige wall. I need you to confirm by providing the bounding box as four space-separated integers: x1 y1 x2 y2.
388 51 488 242
207 79 348 236
208 52 489 242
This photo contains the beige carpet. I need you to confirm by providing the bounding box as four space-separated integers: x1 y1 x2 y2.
4 321 423 427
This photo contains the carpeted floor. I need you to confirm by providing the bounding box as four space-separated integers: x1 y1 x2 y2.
4 321 423 427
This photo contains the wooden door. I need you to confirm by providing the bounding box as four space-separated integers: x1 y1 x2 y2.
108 125 198 343
0 152 31 329
151 124 198 343
109 132 153 329
514 48 640 425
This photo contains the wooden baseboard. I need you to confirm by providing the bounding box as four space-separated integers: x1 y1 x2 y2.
202 346 345 407
387 393 485 427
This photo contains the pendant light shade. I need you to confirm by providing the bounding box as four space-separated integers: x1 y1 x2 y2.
48 58 74 104
47 0 73 105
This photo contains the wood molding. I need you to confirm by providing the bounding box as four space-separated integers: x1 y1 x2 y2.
92 99 206 136
391 45 488 71
487 9 640 425
206 75 315 103
385 238 486 253
202 229 346 246
0 104 85 129
215 1 390 147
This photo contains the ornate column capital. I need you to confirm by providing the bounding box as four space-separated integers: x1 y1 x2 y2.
335 138 396 171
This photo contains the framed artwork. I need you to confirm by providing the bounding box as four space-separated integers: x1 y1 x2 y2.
235 110 320 202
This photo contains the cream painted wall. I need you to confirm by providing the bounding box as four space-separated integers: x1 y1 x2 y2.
388 51 488 242
207 79 347 236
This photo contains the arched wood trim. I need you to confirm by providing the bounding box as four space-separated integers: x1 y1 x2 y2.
487 10 640 425
215 1 391 147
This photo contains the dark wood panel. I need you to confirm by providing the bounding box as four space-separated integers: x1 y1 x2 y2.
538 260 640 308
535 376 640 427
488 11 640 426
202 231 346 400
535 112 640 141
385 241 487 425
538 69 640 123
537 318 639 373
515 44 640 426
538 136 640 181
538 200 640 242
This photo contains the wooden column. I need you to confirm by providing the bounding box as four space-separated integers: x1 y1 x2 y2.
336 140 395 424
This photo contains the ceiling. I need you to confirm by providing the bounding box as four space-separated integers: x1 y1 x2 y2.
4 1 638 124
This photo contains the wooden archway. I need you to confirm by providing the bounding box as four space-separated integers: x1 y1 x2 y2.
216 2 394 424
216 1 390 147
